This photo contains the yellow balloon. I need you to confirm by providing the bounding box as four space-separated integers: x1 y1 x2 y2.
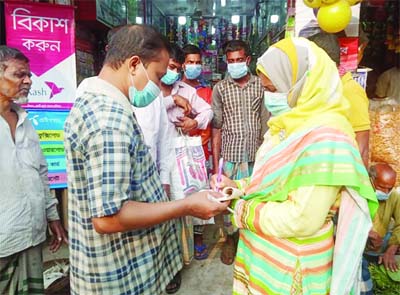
346 0 362 5
303 0 322 8
321 0 338 4
317 0 352 33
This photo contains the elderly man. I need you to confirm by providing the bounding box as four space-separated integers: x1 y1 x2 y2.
361 163 400 294
0 46 67 294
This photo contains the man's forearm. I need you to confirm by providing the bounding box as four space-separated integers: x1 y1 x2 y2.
92 199 188 234
355 130 369 167
212 128 222 174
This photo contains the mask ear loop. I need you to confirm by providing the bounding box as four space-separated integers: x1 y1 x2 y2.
129 60 150 90
140 61 151 83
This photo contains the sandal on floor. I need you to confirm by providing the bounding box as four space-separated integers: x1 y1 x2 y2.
220 234 237 265
166 271 181 294
194 244 209 260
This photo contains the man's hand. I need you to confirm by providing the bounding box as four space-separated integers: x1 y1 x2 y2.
48 220 68 252
175 117 198 133
173 94 192 115
184 190 230 220
368 230 384 251
210 174 237 192
379 245 399 272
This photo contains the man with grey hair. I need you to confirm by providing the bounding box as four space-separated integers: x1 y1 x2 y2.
361 163 400 294
0 45 67 294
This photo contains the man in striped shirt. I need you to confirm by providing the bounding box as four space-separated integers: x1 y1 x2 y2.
211 40 265 265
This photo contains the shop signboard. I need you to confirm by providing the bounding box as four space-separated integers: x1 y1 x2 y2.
5 1 76 110
27 110 68 189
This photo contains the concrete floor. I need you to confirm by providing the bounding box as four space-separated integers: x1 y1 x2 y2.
43 221 234 295
172 224 233 295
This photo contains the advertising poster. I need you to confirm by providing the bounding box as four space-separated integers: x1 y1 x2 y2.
5 1 76 110
339 37 359 75
28 110 68 189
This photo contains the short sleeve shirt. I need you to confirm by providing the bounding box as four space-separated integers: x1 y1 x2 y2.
211 74 264 162
64 77 182 295
342 72 371 132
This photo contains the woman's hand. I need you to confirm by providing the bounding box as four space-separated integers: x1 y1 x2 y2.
210 174 237 192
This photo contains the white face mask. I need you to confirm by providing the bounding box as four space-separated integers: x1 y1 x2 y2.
376 189 393 201
264 91 291 116
184 64 202 80
227 62 248 79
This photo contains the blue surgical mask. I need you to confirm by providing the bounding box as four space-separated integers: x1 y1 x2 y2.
227 62 248 79
264 91 291 116
184 64 202 80
129 63 161 108
161 69 180 85
376 189 391 201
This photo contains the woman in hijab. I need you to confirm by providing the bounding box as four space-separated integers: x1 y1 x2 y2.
212 38 378 295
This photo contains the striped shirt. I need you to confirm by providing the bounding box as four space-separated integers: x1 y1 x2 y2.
65 77 182 295
211 74 264 162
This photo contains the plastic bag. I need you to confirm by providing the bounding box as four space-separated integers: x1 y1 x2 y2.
173 134 209 196
169 132 213 263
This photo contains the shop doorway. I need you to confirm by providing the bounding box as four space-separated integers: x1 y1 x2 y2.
144 0 287 81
